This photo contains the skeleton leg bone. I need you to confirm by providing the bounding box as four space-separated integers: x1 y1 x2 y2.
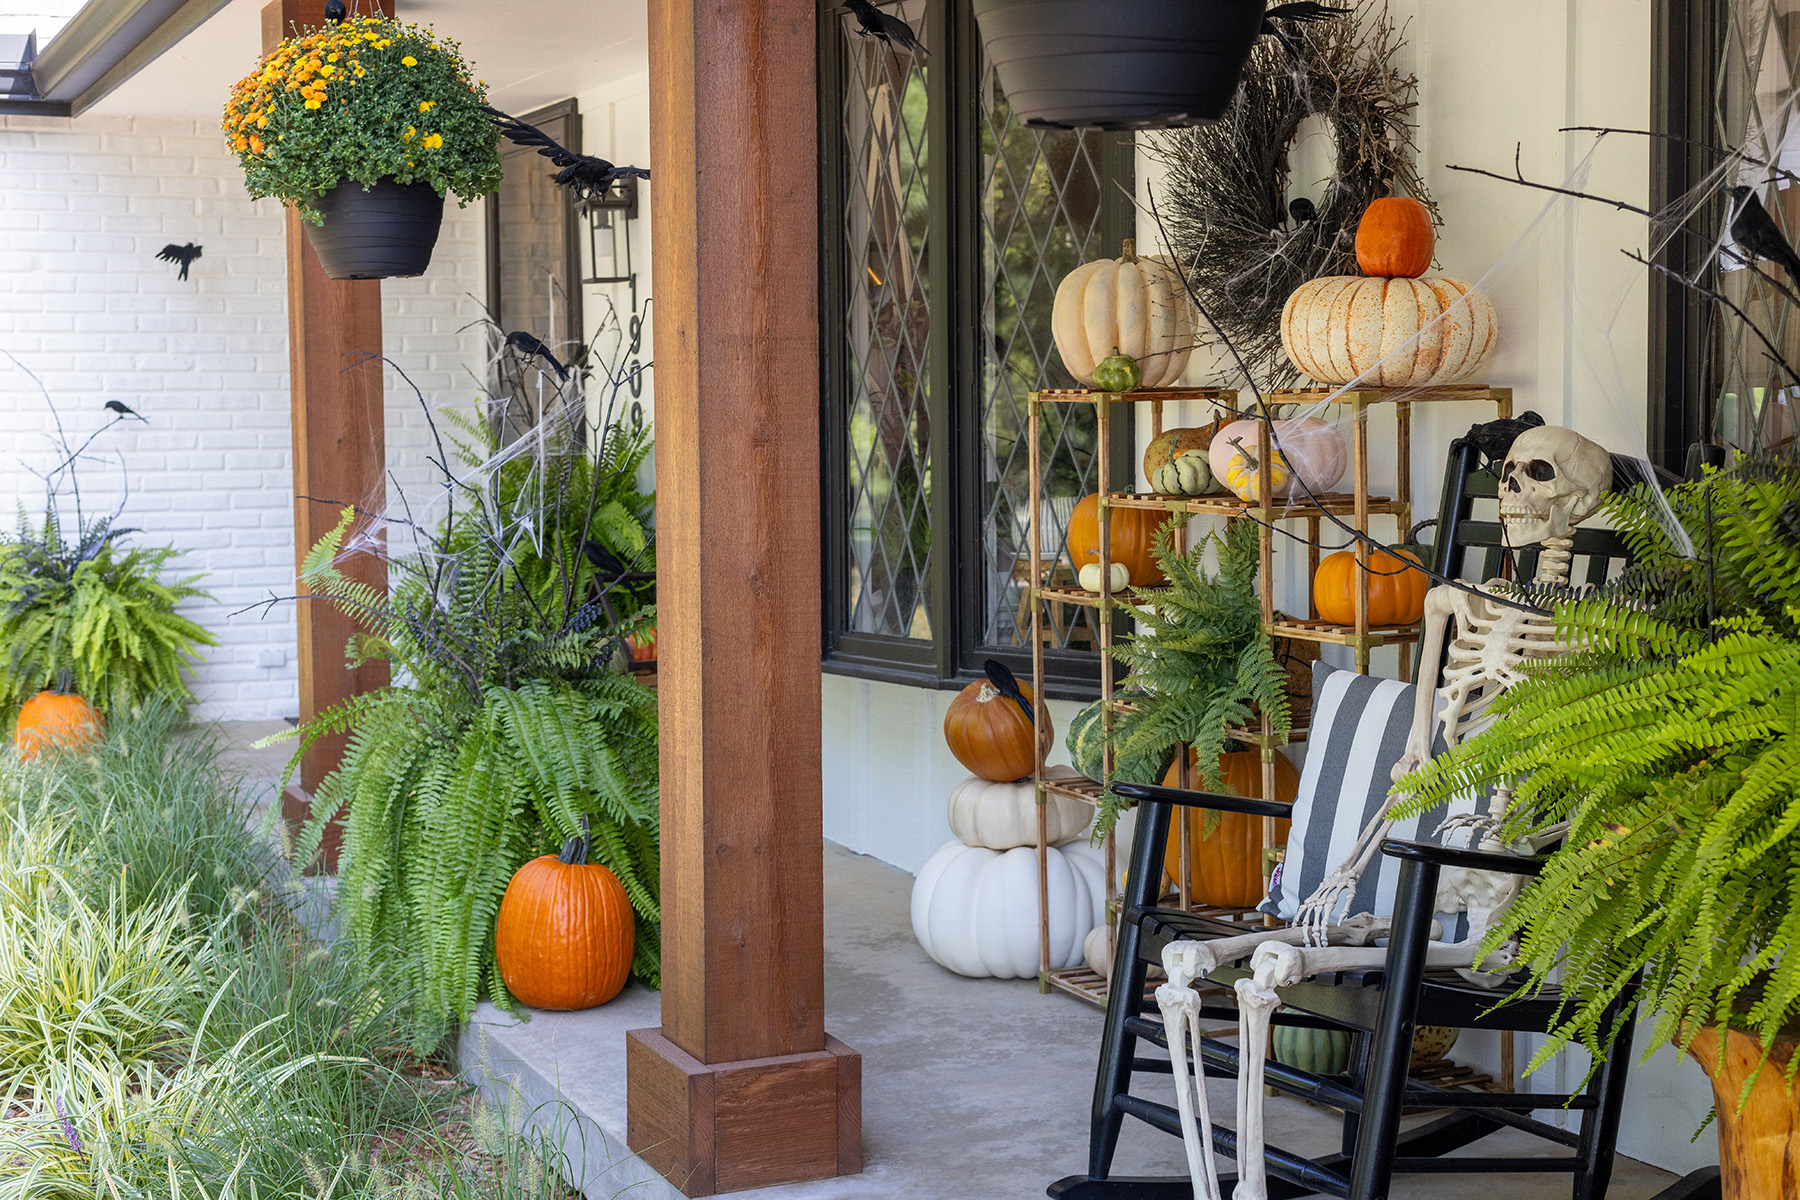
1232 969 1282 1200
1155 982 1223 1200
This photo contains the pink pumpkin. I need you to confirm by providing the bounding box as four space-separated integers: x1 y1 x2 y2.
1207 417 1347 500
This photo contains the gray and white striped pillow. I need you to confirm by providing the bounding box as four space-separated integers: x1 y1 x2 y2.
1259 662 1489 941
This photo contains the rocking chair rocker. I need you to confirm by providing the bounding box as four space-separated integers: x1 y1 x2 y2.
1051 437 1646 1200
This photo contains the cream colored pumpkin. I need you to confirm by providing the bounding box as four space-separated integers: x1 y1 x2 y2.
947 766 1091 850
1281 275 1498 387
1053 241 1194 388
911 838 1104 978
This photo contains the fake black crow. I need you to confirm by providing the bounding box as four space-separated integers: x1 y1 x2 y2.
1288 197 1318 224
323 0 346 23
156 243 202 281
1261 2 1352 60
841 0 928 60
1452 410 1545 469
104 400 147 422
484 108 651 202
1728 185 1800 284
982 658 1035 726
504 331 569 381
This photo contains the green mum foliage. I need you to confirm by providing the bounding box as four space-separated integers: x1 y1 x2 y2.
0 510 216 720
1097 517 1289 838
1391 457 1800 1081
223 15 503 222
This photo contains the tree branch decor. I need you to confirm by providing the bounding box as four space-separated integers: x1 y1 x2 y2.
1146 6 1432 386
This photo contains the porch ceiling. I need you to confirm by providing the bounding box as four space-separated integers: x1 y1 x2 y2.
87 0 646 117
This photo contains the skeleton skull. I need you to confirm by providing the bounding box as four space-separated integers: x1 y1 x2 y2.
1498 426 1611 545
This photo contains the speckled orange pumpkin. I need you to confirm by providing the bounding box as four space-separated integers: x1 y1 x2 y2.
1280 275 1498 388
495 832 635 1011
14 690 102 761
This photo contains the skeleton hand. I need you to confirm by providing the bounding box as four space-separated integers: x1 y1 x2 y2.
1294 871 1358 947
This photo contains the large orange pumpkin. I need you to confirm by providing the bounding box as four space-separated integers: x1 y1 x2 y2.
944 660 1053 783
1355 197 1435 278
14 690 103 761
626 624 656 662
495 828 635 1011
1066 493 1174 586
1312 546 1428 626
1162 749 1299 908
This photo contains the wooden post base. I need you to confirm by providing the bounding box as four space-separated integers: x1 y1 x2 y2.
280 783 341 875
1687 1027 1799 1200
626 1028 861 1196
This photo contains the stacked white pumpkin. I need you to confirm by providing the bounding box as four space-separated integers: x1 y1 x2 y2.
910 766 1104 979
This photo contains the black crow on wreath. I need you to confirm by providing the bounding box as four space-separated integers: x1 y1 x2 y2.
505 331 569 381
484 108 650 203
1728 185 1800 286
1261 2 1353 61
156 243 202 281
839 0 928 60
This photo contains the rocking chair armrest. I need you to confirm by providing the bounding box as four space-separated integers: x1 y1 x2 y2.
1109 781 1292 819
1379 837 1548 877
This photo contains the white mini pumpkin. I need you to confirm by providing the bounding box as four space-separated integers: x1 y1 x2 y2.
947 765 1091 850
1280 275 1498 387
1053 241 1194 389
1207 416 1347 500
911 838 1105 978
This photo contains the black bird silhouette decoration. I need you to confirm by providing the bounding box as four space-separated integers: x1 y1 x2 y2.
1728 185 1800 284
156 243 202 281
104 400 147 422
982 658 1035 727
1287 197 1318 225
484 108 650 202
1453 410 1545 469
323 0 346 23
504 331 569 381
840 0 928 61
1261 2 1352 60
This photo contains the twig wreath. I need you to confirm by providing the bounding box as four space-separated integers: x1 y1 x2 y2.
1147 7 1432 386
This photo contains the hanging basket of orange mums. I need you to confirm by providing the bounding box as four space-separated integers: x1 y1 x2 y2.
222 15 501 278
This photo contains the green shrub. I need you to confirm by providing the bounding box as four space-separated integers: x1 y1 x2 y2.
0 512 215 722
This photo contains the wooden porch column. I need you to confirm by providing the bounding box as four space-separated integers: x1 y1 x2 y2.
626 0 861 1195
264 0 390 865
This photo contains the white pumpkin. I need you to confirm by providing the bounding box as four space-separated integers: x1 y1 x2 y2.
1207 416 1347 500
911 838 1105 978
1053 241 1194 389
1083 924 1114 980
1280 275 1498 387
1077 562 1131 595
947 766 1091 850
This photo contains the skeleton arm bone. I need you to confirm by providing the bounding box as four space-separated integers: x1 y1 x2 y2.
1391 583 1462 783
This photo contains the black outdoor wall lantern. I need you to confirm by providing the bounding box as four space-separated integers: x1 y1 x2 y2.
970 0 1267 130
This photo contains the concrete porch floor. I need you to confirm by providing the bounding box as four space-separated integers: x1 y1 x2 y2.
213 722 1679 1199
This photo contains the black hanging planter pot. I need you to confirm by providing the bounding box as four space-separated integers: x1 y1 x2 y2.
302 178 445 281
970 0 1268 130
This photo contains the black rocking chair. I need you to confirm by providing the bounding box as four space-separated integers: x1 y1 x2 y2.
1050 440 1644 1200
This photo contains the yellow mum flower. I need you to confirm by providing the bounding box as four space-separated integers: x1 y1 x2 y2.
422 133 443 149
401 55 417 66
403 125 416 140
318 64 334 76
418 100 435 112
327 53 339 62
305 98 323 109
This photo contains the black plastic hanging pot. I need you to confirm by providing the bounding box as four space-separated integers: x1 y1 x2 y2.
970 0 1268 130
302 177 445 280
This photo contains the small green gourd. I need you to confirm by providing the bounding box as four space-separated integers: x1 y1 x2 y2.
1092 347 1142 394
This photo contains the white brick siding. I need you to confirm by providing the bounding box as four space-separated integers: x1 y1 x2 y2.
0 113 487 719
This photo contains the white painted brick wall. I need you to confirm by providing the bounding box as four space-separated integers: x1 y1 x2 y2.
0 113 487 720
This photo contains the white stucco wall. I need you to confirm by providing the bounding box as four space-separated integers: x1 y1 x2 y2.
820 0 1720 1175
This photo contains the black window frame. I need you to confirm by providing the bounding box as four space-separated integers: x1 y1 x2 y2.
817 1 1137 701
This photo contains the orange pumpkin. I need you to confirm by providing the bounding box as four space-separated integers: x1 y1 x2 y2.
1355 197 1434 278
1162 749 1299 908
1066 493 1174 586
944 662 1053 783
627 625 656 662
495 829 635 1011
1312 546 1428 627
14 690 103 761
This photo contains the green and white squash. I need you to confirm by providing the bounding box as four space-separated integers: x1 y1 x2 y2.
1067 699 1174 785
1271 1012 1353 1076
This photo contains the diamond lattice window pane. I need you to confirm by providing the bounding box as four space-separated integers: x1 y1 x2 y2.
977 58 1122 650
840 3 933 640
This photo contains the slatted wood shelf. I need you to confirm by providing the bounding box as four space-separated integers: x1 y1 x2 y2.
1031 583 1162 610
1033 386 1241 407
1266 616 1424 650
1107 490 1405 519
1267 384 1513 407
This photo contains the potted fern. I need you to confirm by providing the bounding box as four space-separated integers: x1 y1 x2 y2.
223 14 502 278
278 332 658 1050
1391 457 1800 1196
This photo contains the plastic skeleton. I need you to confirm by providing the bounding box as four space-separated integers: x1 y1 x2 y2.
1155 425 1615 1200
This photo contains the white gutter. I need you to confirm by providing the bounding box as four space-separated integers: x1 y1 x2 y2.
21 0 232 116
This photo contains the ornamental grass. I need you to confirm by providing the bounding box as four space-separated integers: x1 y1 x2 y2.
222 15 502 221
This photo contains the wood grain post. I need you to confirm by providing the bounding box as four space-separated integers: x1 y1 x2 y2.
264 0 392 870
627 0 861 1193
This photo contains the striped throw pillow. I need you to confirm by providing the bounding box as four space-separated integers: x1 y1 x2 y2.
1259 662 1489 941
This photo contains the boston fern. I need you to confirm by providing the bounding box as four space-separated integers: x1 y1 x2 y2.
280 359 658 1051
1098 517 1289 837
0 510 215 719
1391 457 1800 1076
